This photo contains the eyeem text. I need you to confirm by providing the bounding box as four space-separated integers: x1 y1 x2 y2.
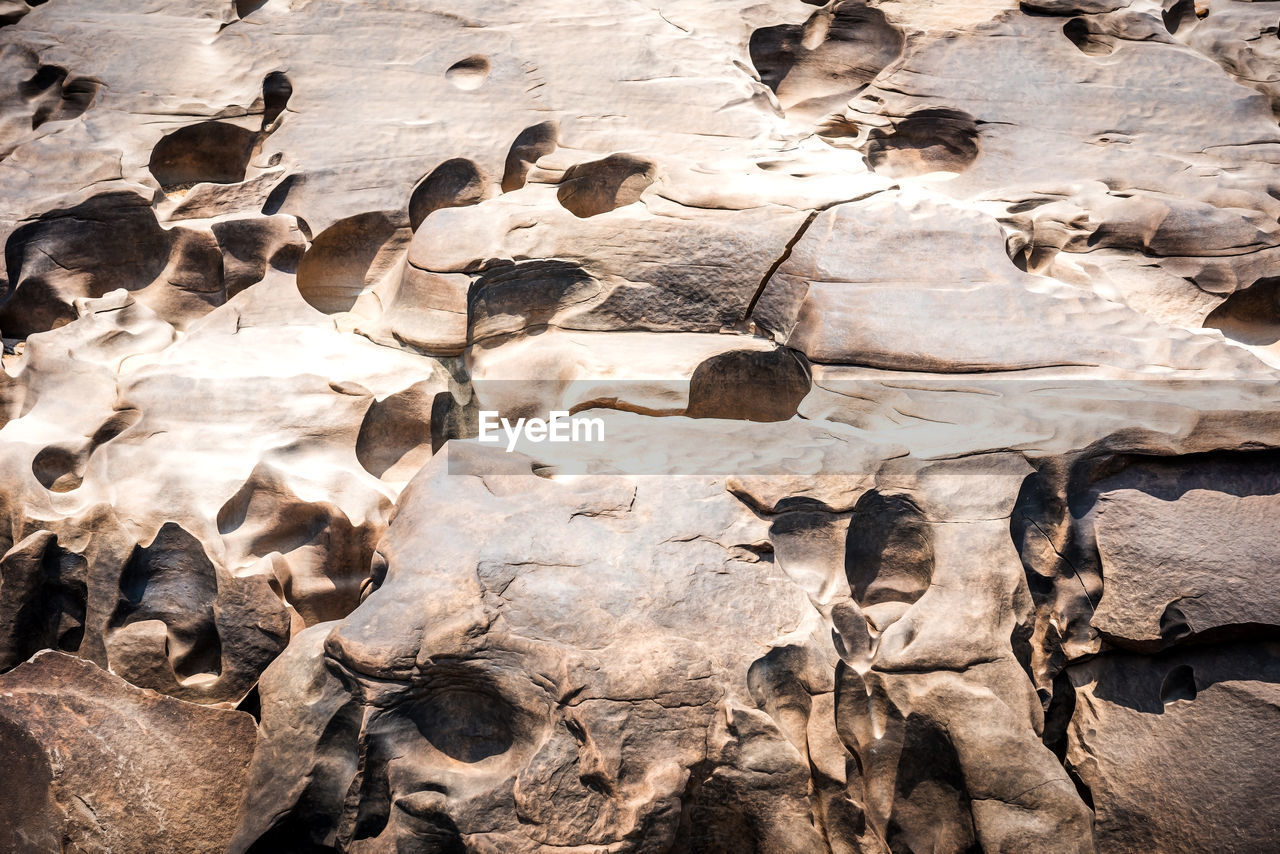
478 410 606 452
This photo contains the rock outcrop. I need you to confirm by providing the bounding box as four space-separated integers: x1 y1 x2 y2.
0 651 256 854
0 0 1278 852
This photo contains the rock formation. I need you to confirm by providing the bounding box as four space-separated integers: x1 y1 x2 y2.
0 0 1278 852
0 651 256 853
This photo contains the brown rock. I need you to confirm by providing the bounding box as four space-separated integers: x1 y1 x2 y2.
1067 644 1280 853
0 651 256 854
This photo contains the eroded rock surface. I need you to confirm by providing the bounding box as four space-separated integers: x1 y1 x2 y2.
0 0 1278 851
0 651 256 854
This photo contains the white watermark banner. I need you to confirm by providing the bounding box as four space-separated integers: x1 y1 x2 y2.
437 378 1280 476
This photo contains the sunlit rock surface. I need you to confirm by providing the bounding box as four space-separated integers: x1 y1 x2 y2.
0 0 1278 851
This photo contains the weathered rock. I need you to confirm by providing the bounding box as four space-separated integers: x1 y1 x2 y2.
230 444 1096 853
0 286 459 703
0 651 256 854
1086 453 1280 650
228 622 359 854
0 0 1279 850
1067 644 1280 853
754 190 1268 374
234 445 828 852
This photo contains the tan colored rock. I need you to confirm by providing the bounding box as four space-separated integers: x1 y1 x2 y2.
0 287 458 703
232 444 1094 853
1087 453 1280 650
755 190 1269 374
0 0 1279 850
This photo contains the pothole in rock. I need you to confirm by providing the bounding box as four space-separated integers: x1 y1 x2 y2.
150 73 289 193
501 121 558 192
31 409 138 493
0 47 101 161
749 0 903 121
32 445 83 493
686 348 811 422
1 192 171 336
863 108 980 178
409 158 487 230
149 121 258 192
1160 664 1197 706
355 381 440 480
407 681 517 763
235 0 268 18
846 491 934 627
296 212 406 314
1063 18 1117 56
20 63 99 130
1204 277 1280 346
814 115 864 148
1163 0 1202 38
110 524 225 685
556 153 656 218
445 55 490 91
261 70 292 128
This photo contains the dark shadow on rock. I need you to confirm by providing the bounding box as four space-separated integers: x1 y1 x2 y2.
865 109 980 177
501 121 557 192
686 347 810 422
1 192 172 336
846 491 933 609
1204 277 1280 346
556 154 656 218
410 158 486 231
150 121 258 190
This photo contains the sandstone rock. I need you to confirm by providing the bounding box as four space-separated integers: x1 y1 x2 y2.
0 651 256 854
0 287 458 703
0 0 1279 850
227 622 359 854
1086 453 1280 650
230 444 1094 853
1067 644 1280 853
754 190 1268 374
234 445 827 852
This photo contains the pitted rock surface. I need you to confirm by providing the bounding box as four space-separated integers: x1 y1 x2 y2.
0 1 1279 852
